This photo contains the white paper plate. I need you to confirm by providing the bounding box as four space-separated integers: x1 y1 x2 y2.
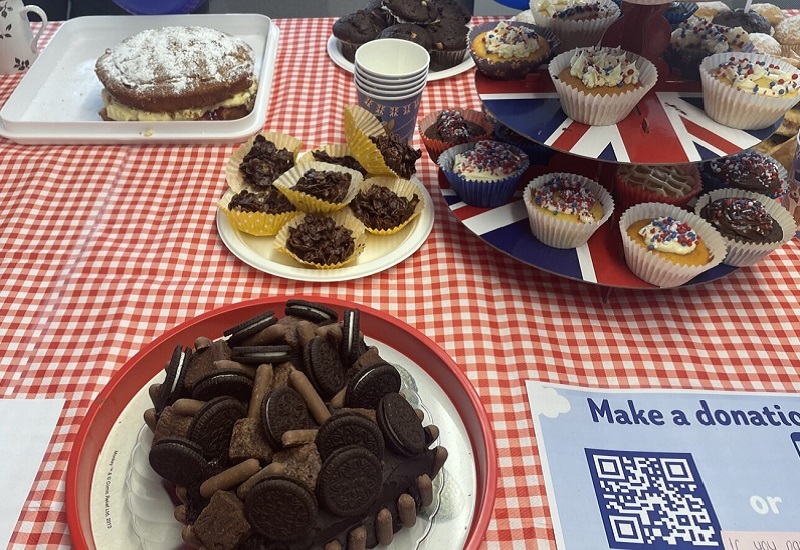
216 177 435 281
327 35 474 81
0 14 279 144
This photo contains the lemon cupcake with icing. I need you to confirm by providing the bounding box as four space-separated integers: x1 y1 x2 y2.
523 172 614 248
469 20 558 80
700 52 800 130
548 46 658 126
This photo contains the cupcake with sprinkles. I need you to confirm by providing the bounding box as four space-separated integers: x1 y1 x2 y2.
700 52 800 130
699 150 788 201
468 20 558 80
437 139 529 208
664 19 751 81
523 172 614 248
695 188 797 266
619 202 727 287
548 46 658 126
530 0 620 52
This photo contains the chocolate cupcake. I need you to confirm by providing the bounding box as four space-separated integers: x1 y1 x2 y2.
712 9 772 35
425 16 470 71
700 150 788 200
695 189 797 266
434 0 471 24
383 0 440 25
418 108 493 161
333 10 389 62
378 23 434 51
665 19 752 81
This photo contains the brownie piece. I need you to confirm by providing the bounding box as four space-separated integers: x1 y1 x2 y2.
193 491 252 550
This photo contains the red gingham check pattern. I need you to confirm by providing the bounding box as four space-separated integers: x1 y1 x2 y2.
2 14 800 549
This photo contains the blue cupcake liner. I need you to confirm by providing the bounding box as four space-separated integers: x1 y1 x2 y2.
664 2 698 27
437 141 530 208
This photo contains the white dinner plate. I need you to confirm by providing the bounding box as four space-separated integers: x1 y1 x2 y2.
326 35 474 81
216 177 435 282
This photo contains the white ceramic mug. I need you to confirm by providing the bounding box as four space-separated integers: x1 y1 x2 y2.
0 0 48 74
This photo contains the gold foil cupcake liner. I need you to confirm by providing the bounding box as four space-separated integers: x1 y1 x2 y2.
532 0 620 51
272 161 364 214
217 189 298 237
699 52 800 130
226 131 304 193
354 176 426 235
523 173 615 249
694 188 797 267
548 48 658 126
274 210 367 269
295 144 355 166
418 109 494 162
619 202 727 287
344 104 397 177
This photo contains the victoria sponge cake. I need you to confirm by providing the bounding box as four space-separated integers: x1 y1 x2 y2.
95 26 257 121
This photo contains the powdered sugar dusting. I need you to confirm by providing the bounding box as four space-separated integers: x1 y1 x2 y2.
97 26 254 94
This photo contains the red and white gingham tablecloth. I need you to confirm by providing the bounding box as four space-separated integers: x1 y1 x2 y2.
1 12 800 550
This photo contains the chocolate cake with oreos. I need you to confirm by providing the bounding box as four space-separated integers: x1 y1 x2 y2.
95 26 257 121
144 301 447 550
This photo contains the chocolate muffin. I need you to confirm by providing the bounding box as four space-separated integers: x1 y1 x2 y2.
712 9 772 35
425 17 470 70
433 0 471 24
699 196 783 244
383 0 440 25
333 9 389 62
379 23 434 51
95 26 257 121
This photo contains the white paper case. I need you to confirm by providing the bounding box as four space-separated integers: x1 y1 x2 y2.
548 48 658 126
699 52 800 130
523 173 614 249
694 189 797 267
619 202 727 288
531 0 620 52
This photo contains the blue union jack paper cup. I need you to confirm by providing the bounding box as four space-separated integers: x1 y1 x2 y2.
355 86 425 144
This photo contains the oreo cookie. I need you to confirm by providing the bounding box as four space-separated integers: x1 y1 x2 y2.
377 392 426 457
245 476 318 541
261 386 317 449
187 396 247 459
304 336 345 400
339 308 363 367
231 345 295 365
315 413 385 462
224 310 277 346
285 299 339 325
157 345 192 413
316 445 382 517
344 362 401 409
148 436 211 487
191 371 254 403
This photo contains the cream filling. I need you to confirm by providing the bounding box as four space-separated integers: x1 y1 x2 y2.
102 81 257 121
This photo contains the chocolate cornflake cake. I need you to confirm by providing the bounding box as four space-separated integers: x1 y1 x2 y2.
351 186 420 231
699 197 783 244
293 169 352 204
311 150 368 175
369 134 421 180
287 214 355 265
228 187 296 215
239 135 295 189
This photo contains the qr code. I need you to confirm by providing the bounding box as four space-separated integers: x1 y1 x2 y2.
585 449 722 549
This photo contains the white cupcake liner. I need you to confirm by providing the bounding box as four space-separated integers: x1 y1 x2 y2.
523 172 615 248
272 161 364 214
532 0 620 51
274 210 367 269
619 202 727 287
548 48 658 126
699 52 800 130
226 132 304 193
694 188 797 267
437 141 530 208
354 176 426 234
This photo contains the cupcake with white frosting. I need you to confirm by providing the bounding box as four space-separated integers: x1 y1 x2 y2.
700 52 800 130
664 19 752 80
548 46 658 125
468 20 558 80
530 0 620 51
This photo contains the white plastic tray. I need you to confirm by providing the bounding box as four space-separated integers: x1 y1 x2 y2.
0 14 279 144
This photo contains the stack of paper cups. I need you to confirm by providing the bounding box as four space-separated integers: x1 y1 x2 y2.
353 38 429 144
